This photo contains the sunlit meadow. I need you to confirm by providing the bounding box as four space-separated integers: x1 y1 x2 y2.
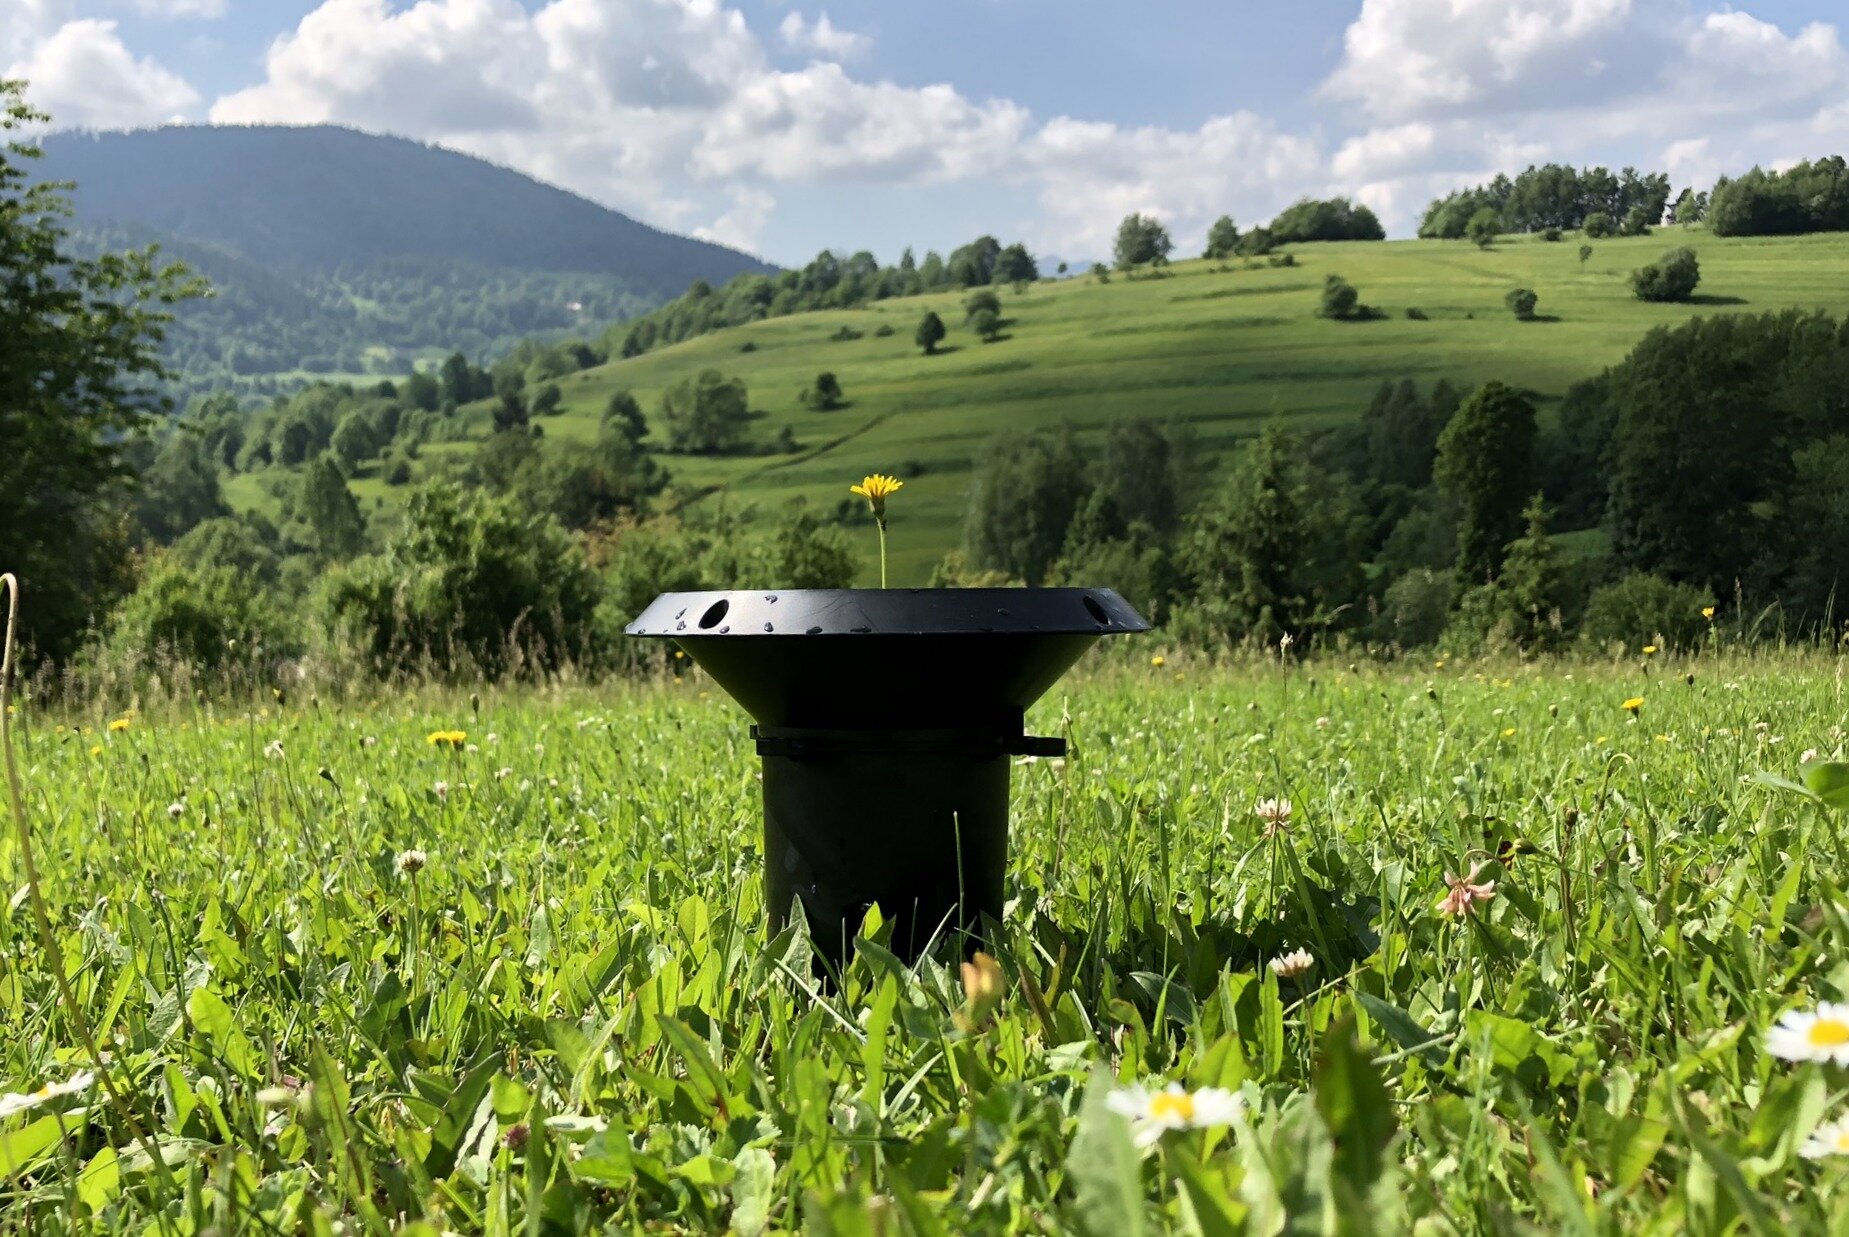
4 645 1849 1233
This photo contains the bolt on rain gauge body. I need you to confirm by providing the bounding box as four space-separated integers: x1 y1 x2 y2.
628 588 1149 964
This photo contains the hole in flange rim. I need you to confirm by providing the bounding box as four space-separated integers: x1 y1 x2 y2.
698 599 730 629
1082 594 1111 625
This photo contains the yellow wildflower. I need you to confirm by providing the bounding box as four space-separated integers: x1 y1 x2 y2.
1701 606 1716 620
1622 697 1644 717
426 730 468 749
1643 645 1658 655
849 473 903 523
1151 655 1166 668
107 717 131 733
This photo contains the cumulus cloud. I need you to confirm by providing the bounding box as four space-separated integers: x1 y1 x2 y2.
131 0 229 16
1321 0 1849 229
777 11 869 60
6 17 200 128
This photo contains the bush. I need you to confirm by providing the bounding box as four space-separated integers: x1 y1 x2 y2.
1466 208 1500 248
1505 288 1539 320
1379 568 1455 648
1541 227 1564 242
738 340 757 353
1580 572 1714 651
1404 307 1428 321
1582 212 1615 238
385 456 413 485
1318 275 1361 320
1621 205 1654 236
103 557 295 672
321 483 603 677
828 325 863 342
874 323 895 337
1630 247 1701 302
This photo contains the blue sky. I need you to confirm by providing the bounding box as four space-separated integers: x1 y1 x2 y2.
7 1 1849 265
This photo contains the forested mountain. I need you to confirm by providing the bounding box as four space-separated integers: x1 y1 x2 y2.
38 125 777 395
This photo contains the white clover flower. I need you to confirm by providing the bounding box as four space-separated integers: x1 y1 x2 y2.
1268 949 1314 979
361 735 378 748
1802 749 1821 765
1105 1083 1243 1148
263 739 284 759
432 781 448 801
1768 1004 1849 1064
166 802 184 820
395 849 427 876
494 767 513 781
0 1070 96 1119
1254 798 1292 835
1802 1117 1849 1158
1314 716 1331 730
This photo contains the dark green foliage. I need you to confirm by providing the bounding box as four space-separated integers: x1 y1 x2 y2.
0 83 204 659
1490 497 1575 650
603 390 648 444
1543 374 1616 528
1630 247 1700 302
1621 205 1654 236
1361 380 1450 490
1601 311 1849 595
1541 228 1563 242
964 289 1001 320
1268 197 1385 243
1579 244 1594 265
660 369 750 454
992 243 1038 286
531 383 563 416
1236 227 1276 257
947 236 1002 287
135 431 231 544
801 372 844 410
1113 214 1174 269
1708 157 1849 236
1319 275 1361 320
297 454 368 559
1177 426 1309 646
1098 418 1183 533
963 428 1089 585
1769 435 1849 619
601 505 853 626
1582 212 1615 239
1466 208 1500 248
102 556 295 669
1203 215 1240 259
322 483 602 676
971 308 1002 342
1581 572 1714 650
1434 381 1537 584
1379 568 1455 648
1420 165 1668 236
916 311 946 355
170 514 284 588
1505 288 1539 320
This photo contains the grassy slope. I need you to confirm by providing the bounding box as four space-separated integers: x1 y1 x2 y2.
237 229 1849 580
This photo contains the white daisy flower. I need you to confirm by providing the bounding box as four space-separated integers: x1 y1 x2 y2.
1105 1083 1243 1148
1768 1003 1849 1064
1268 949 1314 979
1802 1117 1849 1158
0 1070 96 1119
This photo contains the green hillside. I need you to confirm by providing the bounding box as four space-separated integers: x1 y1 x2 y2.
234 227 1849 584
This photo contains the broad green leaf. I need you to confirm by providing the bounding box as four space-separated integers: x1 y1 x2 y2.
729 1147 776 1237
1803 760 1849 810
1313 1018 1396 1192
186 986 258 1077
1065 1070 1147 1237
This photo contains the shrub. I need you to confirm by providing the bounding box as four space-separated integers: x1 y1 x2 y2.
1404 307 1429 321
1578 244 1594 265
1466 208 1500 248
739 340 757 353
874 323 895 337
1319 275 1360 320
1583 212 1615 239
1630 247 1701 302
1542 227 1564 242
1379 568 1455 648
321 483 603 677
103 557 295 672
1620 205 1654 236
385 456 413 486
1581 572 1714 651
828 325 863 342
1505 288 1539 321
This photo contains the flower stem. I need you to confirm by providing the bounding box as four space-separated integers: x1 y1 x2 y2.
877 520 888 588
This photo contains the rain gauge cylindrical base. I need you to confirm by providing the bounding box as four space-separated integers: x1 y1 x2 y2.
626 588 1148 964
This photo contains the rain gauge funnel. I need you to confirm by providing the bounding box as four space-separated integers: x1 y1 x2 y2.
628 589 1149 963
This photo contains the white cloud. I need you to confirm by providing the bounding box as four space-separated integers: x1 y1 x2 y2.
693 186 776 251
1320 0 1849 230
131 0 229 16
778 11 868 60
6 18 200 128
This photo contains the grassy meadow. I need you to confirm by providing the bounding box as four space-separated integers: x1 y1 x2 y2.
463 228 1849 582
6 645 1849 1231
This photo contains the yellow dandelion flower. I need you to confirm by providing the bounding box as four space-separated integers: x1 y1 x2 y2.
426 729 467 749
1643 644 1658 655
1151 655 1166 668
1622 697 1644 717
1701 606 1716 620
107 717 131 733
1502 727 1516 738
89 744 103 757
849 473 903 521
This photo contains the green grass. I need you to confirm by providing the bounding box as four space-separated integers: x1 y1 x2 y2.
7 649 1849 1229
220 228 1849 582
